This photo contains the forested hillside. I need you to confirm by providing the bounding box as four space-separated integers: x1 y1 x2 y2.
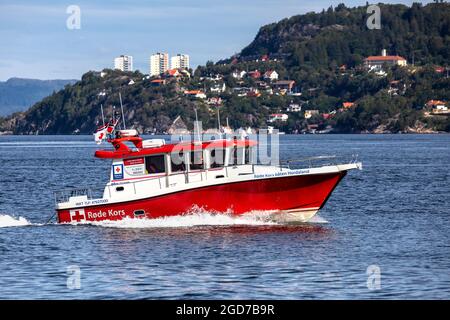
1 2 449 134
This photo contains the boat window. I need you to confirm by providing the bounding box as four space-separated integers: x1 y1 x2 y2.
190 151 204 170
229 147 237 166
171 152 186 173
133 210 145 216
210 149 225 168
145 155 165 174
245 146 252 164
229 147 244 166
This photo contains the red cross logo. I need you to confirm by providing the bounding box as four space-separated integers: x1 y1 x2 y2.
70 209 85 222
116 167 121 173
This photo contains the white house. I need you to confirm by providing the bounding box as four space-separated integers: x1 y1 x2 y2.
263 70 279 81
210 83 226 93
232 70 247 79
286 103 302 112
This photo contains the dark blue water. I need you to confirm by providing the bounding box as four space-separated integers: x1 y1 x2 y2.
0 134 449 299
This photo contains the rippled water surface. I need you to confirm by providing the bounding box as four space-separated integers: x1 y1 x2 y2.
0 134 449 299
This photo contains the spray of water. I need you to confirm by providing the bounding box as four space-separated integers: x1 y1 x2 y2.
0 210 327 229
0 214 32 228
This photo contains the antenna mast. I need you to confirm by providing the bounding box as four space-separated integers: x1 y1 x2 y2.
217 106 222 136
119 92 126 130
194 107 201 142
100 104 105 127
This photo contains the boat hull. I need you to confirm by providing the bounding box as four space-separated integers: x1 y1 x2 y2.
57 171 346 224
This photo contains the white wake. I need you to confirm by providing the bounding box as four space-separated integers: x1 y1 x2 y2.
0 211 327 229
90 211 278 229
308 215 329 224
0 214 32 228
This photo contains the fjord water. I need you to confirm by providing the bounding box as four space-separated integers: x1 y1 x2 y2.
0 135 449 299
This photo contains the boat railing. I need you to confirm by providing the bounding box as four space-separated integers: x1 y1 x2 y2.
55 187 93 204
280 154 359 170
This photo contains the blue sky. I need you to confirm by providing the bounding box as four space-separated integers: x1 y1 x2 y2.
0 0 431 80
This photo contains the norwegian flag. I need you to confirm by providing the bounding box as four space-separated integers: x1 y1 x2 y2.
94 124 107 144
106 117 120 133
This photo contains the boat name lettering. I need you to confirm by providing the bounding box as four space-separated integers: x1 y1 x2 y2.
254 169 309 179
86 209 126 219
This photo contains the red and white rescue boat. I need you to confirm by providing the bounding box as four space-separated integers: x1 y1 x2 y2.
55 132 362 224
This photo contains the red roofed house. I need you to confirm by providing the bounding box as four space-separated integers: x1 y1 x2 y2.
426 100 448 114
426 100 446 108
248 70 261 79
150 79 166 86
165 69 181 77
364 49 407 69
184 90 206 99
342 102 355 109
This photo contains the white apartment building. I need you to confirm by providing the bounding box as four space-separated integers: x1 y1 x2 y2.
170 54 190 70
149 53 169 76
114 55 133 72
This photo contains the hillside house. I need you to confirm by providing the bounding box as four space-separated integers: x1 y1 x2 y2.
184 90 206 99
268 113 288 123
263 70 279 81
364 50 407 70
304 110 319 119
273 80 295 93
286 103 302 112
248 70 261 79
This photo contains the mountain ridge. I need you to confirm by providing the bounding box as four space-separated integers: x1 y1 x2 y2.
0 77 78 116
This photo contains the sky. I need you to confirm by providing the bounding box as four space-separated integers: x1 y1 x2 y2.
0 0 433 80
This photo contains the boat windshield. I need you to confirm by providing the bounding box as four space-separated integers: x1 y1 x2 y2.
210 149 225 168
145 155 165 174
170 152 186 173
190 151 204 170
